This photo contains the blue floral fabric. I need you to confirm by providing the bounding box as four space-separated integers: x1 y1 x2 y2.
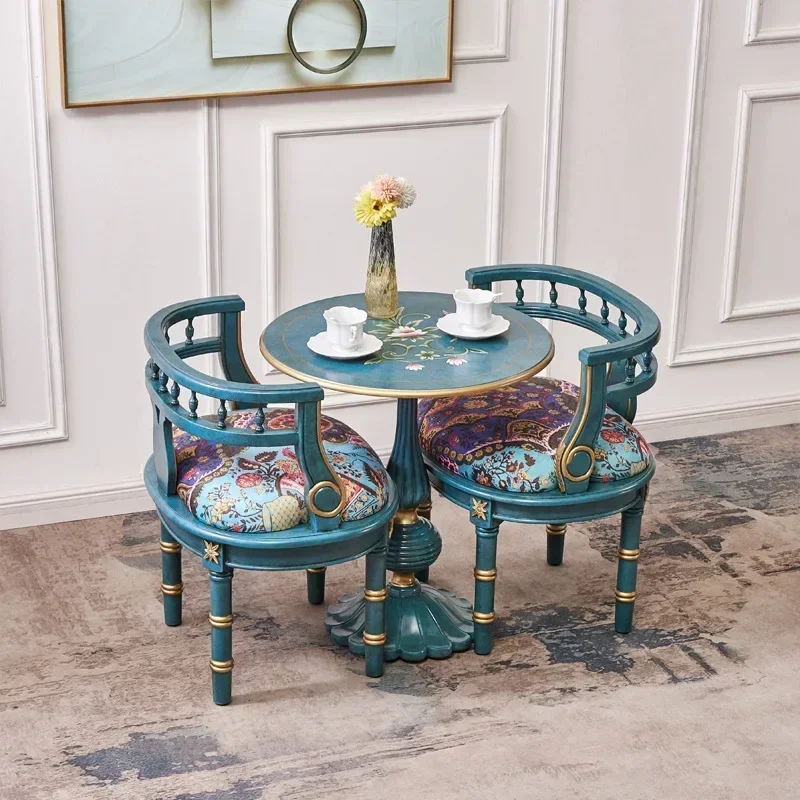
418 377 650 493
173 410 390 533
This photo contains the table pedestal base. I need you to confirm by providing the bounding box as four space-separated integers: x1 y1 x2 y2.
326 579 472 662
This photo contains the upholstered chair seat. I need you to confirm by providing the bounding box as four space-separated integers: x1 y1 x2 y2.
174 409 391 533
418 377 650 494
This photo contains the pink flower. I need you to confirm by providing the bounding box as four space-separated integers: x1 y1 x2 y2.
446 357 467 366
405 363 424 371
389 326 424 339
370 174 401 203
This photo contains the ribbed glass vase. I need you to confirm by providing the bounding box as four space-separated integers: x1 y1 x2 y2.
365 219 398 319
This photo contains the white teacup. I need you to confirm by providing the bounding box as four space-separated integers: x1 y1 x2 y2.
453 288 501 331
323 306 368 350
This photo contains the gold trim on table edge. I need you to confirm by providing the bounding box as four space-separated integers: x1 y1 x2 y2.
258 338 555 400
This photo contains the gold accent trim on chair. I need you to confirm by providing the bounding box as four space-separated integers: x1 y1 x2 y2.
474 568 497 582
473 611 496 624
555 365 596 490
306 567 326 574
307 480 346 518
618 548 641 561
615 590 637 603
471 498 488 521
161 582 183 596
362 632 386 646
209 658 234 674
203 541 221 564
209 613 233 629
364 588 388 602
160 540 182 554
546 523 567 536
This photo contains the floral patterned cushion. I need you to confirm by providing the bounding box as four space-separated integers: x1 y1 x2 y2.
173 410 390 533
418 377 650 493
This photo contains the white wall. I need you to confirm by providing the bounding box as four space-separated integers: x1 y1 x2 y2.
2 0 799 530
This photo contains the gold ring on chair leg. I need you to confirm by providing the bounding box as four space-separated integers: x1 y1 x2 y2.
473 611 496 624
618 548 640 561
210 658 234 674
364 588 388 602
474 568 497 582
546 523 567 536
209 613 233 629
160 540 182 554
362 632 386 646
161 582 183 596
615 590 636 603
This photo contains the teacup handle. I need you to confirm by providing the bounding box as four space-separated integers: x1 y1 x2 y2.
349 325 359 344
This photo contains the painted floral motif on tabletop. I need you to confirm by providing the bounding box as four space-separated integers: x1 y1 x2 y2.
364 307 487 367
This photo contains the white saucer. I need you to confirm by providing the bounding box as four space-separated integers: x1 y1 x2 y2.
436 313 510 340
307 332 383 360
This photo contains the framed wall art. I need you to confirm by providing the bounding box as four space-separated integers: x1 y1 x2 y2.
57 0 454 108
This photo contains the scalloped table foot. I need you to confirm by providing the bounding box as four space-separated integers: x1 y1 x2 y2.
326 579 473 662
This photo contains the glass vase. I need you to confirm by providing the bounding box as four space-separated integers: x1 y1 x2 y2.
365 219 398 319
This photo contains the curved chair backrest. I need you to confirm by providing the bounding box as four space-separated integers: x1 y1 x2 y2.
466 264 660 496
144 296 346 531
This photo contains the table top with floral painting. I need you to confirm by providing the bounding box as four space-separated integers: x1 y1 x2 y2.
260 292 554 399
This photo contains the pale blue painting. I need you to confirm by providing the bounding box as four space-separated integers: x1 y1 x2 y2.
59 0 453 107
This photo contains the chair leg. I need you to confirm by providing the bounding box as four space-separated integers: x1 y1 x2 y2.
546 523 566 566
306 568 326 605
159 524 182 627
209 568 234 705
473 523 499 655
615 491 646 634
363 544 387 678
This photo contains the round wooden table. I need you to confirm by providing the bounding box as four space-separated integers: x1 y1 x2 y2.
260 291 554 661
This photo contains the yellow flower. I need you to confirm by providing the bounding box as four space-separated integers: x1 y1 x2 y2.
354 188 398 228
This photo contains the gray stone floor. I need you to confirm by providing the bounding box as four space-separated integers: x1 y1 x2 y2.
1 425 799 798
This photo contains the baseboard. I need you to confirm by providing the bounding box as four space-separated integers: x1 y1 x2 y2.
636 392 800 442
1 398 798 530
0 480 153 531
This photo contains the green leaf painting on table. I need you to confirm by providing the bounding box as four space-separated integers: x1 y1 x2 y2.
364 307 487 367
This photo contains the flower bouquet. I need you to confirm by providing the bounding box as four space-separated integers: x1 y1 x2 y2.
354 174 416 318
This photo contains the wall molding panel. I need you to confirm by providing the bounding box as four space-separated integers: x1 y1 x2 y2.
0 0 68 449
453 0 510 64
262 106 507 408
667 0 710 367
720 84 800 323
202 99 223 300
744 0 800 45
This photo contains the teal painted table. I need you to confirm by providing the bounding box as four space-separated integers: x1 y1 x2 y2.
261 291 554 661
